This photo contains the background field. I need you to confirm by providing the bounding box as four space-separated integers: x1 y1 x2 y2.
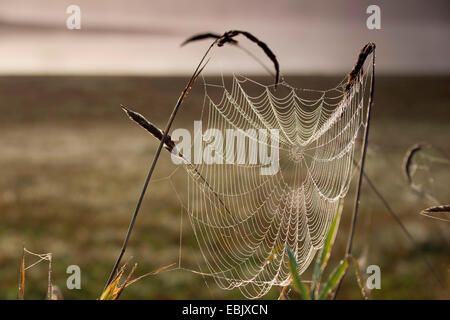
0 75 448 299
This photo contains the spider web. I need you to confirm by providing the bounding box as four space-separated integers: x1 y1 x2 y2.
166 54 374 299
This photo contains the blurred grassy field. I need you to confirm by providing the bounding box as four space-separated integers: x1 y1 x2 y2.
0 75 448 300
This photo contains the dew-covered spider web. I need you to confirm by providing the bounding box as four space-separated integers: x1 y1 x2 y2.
160 51 374 299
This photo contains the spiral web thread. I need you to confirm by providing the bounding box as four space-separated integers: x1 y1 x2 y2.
172 54 373 299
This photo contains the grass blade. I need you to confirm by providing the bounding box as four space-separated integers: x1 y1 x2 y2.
286 245 310 300
124 262 176 288
318 258 348 300
100 265 126 300
101 262 176 300
112 263 138 300
311 201 344 298
349 255 369 300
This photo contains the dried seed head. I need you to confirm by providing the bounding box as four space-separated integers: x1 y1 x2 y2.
121 106 175 152
181 30 280 87
345 42 375 92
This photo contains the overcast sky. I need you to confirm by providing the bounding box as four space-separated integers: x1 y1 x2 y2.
0 0 448 75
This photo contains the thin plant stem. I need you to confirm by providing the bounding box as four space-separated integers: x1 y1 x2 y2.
346 49 376 256
333 46 376 299
104 41 216 290
47 253 52 300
